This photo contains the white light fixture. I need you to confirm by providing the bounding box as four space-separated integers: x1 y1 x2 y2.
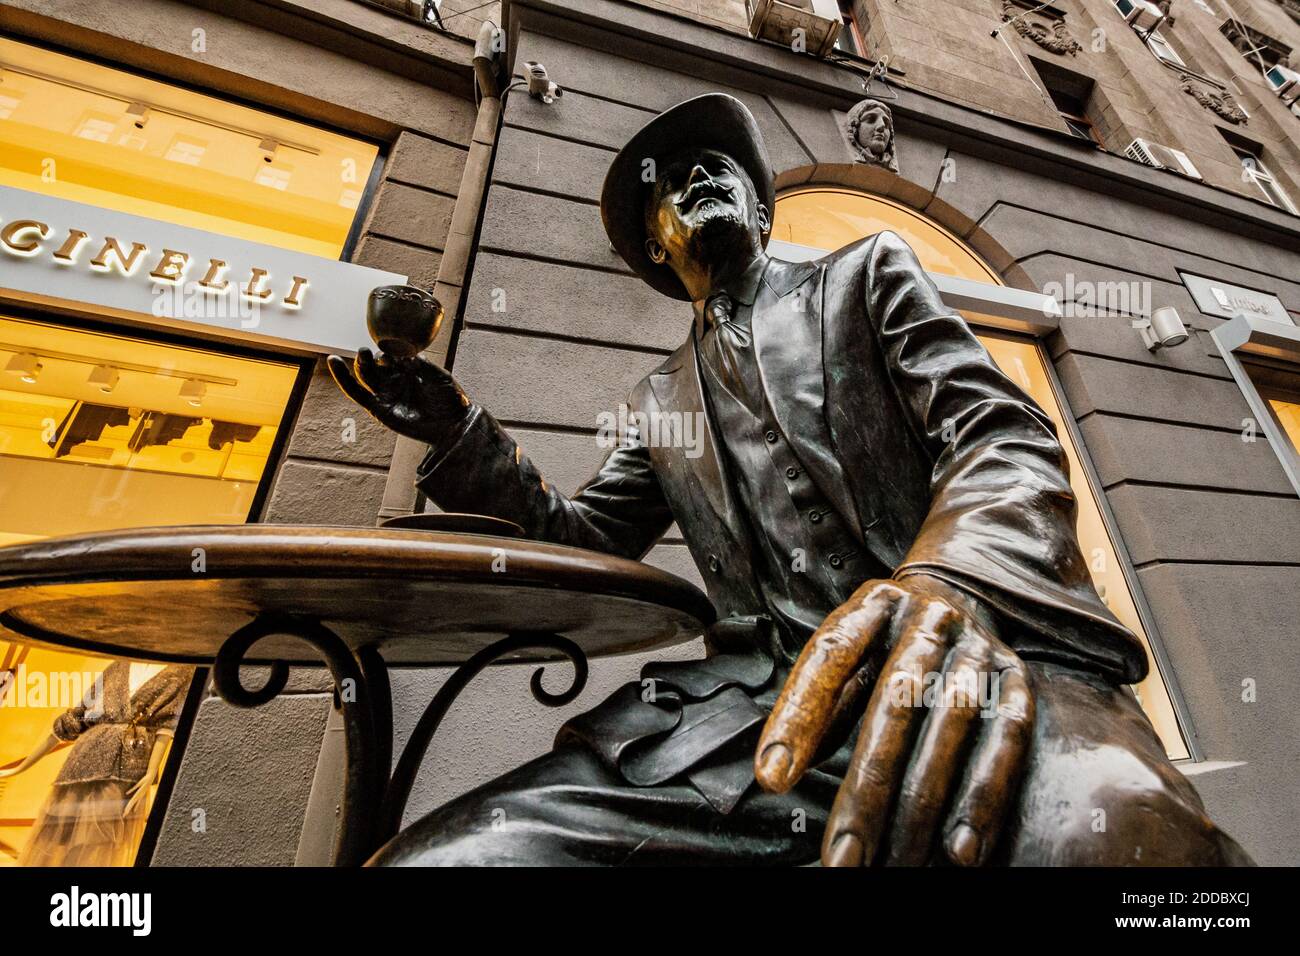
258 138 279 163
5 352 42 384
1134 306 1190 351
524 62 563 105
88 364 120 393
179 378 206 407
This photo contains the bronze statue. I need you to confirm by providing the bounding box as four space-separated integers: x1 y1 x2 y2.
330 94 1250 866
843 97 898 172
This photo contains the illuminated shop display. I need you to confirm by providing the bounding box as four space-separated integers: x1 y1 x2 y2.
0 38 380 259
0 36 386 867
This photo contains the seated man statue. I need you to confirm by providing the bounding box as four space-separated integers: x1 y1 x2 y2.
330 94 1250 867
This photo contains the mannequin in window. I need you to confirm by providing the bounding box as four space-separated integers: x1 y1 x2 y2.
0 661 191 867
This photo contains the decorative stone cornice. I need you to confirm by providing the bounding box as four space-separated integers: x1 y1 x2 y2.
1001 0 1082 57
1182 79 1249 124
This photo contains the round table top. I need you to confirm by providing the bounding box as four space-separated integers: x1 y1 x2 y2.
0 525 716 666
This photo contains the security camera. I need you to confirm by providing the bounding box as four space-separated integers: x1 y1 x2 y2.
1134 306 1189 351
525 61 562 104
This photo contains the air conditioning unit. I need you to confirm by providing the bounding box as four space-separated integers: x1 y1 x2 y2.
747 0 843 58
1127 138 1203 180
1114 0 1167 31
1265 64 1300 105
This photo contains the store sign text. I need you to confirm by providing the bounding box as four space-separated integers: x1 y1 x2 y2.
0 216 310 314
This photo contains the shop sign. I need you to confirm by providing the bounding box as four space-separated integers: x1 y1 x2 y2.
1180 271 1294 326
0 185 405 353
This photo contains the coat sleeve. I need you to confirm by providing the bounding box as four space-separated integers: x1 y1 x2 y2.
414 399 675 560
863 231 1147 685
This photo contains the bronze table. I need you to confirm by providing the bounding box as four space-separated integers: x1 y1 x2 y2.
0 525 715 866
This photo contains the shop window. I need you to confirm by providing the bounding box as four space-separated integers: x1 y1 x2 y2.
772 188 1191 759
1245 364 1300 462
0 315 301 865
0 37 380 259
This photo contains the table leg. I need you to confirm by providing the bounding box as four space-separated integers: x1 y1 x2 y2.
211 616 587 866
212 613 380 867
378 631 588 844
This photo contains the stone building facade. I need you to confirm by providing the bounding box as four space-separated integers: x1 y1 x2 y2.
2 0 1297 867
385 0 1300 864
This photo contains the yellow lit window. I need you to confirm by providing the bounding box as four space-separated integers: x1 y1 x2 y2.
0 316 300 865
0 38 380 258
773 188 1190 759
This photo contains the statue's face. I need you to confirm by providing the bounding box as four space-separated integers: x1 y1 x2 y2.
856 106 891 157
644 147 767 278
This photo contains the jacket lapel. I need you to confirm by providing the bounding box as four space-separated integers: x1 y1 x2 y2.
648 340 743 540
753 259 866 541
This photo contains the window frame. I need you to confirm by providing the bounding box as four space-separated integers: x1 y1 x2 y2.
1234 148 1299 214
1212 314 1300 498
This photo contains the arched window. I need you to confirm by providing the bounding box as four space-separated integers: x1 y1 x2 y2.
773 188 1190 759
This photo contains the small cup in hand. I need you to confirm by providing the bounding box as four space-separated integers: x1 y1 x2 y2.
366 285 444 359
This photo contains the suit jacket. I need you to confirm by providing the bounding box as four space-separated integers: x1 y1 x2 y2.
418 231 1146 685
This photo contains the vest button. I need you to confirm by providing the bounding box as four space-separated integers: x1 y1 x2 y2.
708 555 720 573
810 510 823 524
829 554 843 568
765 430 777 443
786 466 799 479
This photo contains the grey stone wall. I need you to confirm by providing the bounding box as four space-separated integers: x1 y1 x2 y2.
397 0 1299 864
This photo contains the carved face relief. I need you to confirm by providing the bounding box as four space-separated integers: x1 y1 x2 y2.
1000 0 1082 57
844 98 899 172
1182 80 1249 125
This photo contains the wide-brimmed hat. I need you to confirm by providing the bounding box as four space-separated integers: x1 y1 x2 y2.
600 93 775 301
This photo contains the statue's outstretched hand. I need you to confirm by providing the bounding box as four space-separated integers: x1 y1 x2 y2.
327 348 471 447
755 574 1035 867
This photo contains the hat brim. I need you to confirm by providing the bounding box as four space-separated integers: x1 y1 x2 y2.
600 94 775 301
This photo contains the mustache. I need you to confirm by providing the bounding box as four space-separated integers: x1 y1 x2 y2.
675 178 736 212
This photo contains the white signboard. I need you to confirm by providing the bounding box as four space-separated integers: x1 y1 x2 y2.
1180 271 1294 326
0 185 407 354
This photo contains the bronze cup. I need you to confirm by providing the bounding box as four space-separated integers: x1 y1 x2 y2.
366 285 444 358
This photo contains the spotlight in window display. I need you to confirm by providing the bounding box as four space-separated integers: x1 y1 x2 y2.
5 352 41 384
89 364 120 394
179 377 207 407
125 102 150 129
366 284 445 359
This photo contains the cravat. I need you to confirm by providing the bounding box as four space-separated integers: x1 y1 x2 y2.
702 292 754 402
704 293 750 349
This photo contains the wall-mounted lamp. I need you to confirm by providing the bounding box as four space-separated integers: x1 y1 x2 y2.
179 378 207 407
258 138 279 163
88 364 120 394
5 352 42 384
525 62 562 105
125 101 150 129
1134 306 1190 351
